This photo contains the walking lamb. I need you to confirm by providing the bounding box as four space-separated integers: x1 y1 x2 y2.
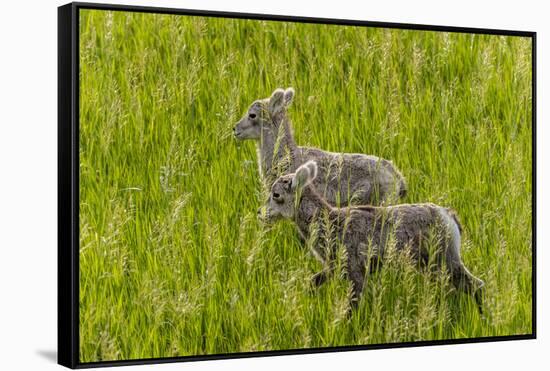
234 87 407 206
261 160 485 313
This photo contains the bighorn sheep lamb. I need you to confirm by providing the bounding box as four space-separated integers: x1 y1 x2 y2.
234 88 407 206
261 161 485 312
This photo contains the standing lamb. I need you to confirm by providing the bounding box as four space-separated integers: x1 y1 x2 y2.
261 160 485 312
234 87 407 206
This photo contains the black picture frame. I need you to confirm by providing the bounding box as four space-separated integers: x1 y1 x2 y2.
58 2 537 369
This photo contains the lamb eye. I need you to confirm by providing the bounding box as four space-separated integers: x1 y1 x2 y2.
272 192 284 203
249 113 257 119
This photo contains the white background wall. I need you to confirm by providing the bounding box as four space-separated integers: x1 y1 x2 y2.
0 0 545 369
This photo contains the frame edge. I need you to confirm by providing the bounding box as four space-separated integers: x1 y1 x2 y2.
72 1 535 36
531 32 537 339
63 2 537 368
58 2 79 369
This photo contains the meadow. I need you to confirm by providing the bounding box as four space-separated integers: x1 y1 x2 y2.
78 9 533 362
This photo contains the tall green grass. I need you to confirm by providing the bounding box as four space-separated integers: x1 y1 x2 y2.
78 9 532 362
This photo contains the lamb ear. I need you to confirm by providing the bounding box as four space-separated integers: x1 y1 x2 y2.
268 88 285 115
284 87 295 107
305 160 318 181
291 161 318 191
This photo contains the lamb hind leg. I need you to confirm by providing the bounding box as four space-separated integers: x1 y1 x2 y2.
474 286 485 314
451 267 485 315
347 272 365 315
311 262 335 288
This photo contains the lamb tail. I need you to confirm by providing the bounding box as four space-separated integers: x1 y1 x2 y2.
447 208 463 234
398 178 408 198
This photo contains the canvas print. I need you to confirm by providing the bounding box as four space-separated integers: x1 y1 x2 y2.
77 7 533 363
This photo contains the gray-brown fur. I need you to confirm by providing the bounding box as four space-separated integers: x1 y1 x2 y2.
262 161 485 312
234 87 407 206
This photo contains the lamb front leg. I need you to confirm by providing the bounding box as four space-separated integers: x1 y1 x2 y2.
349 276 365 311
347 263 367 316
308 241 334 288
311 270 329 287
311 260 334 288
311 261 335 288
